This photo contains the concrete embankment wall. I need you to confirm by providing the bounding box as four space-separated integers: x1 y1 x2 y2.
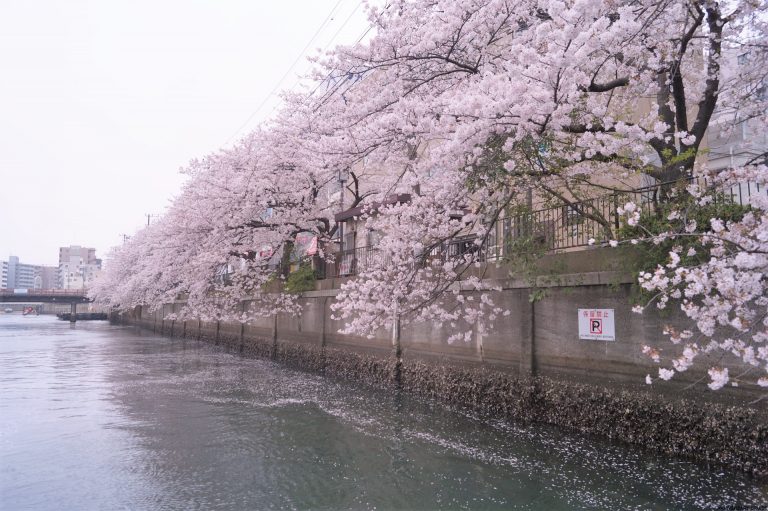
115 248 768 477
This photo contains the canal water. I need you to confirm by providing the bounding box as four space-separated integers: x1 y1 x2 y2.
0 315 765 510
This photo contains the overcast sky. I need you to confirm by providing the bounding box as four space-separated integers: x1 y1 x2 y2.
0 0 371 266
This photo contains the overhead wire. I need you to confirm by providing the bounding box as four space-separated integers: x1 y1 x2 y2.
225 0 368 145
262 15 376 122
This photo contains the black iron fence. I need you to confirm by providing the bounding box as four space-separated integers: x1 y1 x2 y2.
321 246 381 279
318 177 764 278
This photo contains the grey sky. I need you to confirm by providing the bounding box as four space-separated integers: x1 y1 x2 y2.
0 0 371 266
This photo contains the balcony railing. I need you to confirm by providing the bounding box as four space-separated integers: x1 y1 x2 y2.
208 177 763 284
317 176 764 279
321 246 382 279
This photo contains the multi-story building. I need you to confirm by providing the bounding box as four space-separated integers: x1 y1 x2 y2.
59 246 102 290
35 266 60 289
7 256 36 289
1 256 60 290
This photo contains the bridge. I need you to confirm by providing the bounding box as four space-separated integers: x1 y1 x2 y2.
0 289 92 322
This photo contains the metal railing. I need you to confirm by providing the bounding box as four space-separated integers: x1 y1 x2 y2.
0 288 88 296
322 246 382 278
317 176 764 278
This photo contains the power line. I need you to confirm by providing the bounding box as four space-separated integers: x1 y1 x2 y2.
305 3 390 103
224 0 354 145
309 22 374 99
264 16 375 121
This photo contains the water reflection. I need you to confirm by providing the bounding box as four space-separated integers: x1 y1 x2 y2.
0 315 765 510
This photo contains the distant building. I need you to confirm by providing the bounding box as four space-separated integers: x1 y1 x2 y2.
59 246 102 290
35 266 59 289
7 256 35 289
1 256 59 290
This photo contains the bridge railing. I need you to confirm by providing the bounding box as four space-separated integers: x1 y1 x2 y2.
0 288 89 297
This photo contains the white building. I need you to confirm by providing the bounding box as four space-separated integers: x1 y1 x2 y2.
59 246 102 290
0 256 59 290
5 256 36 289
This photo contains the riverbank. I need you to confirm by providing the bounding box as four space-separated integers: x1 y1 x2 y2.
116 312 768 479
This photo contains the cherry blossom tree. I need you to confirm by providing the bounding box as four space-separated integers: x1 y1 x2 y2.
309 0 767 343
618 166 768 390
93 0 767 388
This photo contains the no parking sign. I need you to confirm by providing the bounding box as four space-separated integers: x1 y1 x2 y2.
578 309 615 341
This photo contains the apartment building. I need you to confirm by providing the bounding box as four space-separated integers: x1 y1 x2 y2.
1 256 60 290
58 246 102 290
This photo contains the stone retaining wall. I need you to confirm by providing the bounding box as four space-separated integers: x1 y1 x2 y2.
116 312 767 478
114 248 767 477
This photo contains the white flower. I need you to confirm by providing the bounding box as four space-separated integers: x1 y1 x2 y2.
609 240 619 247
621 201 637 214
707 367 729 390
642 345 660 362
667 251 680 268
679 131 697 145
632 305 644 314
645 374 652 385
658 368 675 380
